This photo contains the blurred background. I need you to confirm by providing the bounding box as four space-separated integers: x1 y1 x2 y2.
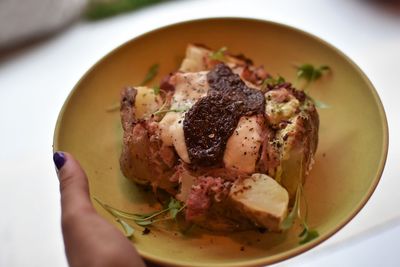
0 0 400 266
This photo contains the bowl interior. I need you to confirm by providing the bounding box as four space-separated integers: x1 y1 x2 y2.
54 18 387 267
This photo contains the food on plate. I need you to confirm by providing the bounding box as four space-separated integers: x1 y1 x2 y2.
119 44 319 232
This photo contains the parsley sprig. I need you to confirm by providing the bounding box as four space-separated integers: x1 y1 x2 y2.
295 64 331 85
294 63 331 109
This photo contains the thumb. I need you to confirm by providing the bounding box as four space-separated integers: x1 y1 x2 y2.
53 151 95 218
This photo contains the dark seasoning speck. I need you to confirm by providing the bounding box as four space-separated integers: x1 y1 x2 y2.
142 228 151 235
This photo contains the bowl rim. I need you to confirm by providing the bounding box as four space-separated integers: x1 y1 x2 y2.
53 17 389 267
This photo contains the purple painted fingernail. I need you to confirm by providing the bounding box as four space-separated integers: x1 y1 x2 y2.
53 152 66 170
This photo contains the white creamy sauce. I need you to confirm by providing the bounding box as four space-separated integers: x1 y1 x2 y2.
223 116 263 173
169 71 209 109
159 71 264 171
159 71 209 163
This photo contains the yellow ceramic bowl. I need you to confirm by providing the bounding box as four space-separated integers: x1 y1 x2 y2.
53 18 388 266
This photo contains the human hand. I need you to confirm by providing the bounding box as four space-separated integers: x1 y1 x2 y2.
53 151 147 267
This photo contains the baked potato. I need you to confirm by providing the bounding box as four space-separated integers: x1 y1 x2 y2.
119 44 319 231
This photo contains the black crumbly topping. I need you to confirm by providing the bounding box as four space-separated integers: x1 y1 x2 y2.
183 63 265 166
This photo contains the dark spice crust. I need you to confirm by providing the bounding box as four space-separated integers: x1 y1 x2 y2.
183 64 265 166
120 87 138 133
183 93 243 166
207 64 265 115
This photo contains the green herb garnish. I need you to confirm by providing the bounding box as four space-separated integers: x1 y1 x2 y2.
281 184 319 244
132 197 186 226
280 154 319 244
141 63 159 86
308 95 330 109
153 85 160 95
297 183 320 244
209 47 227 61
295 64 330 83
168 197 184 219
94 197 135 238
275 75 286 84
105 102 120 112
281 183 301 230
299 227 319 244
294 63 331 107
135 220 154 226
116 218 135 238
153 107 187 116
94 196 186 229
262 75 286 89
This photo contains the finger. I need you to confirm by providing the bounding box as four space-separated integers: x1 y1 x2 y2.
53 151 94 218
53 152 146 267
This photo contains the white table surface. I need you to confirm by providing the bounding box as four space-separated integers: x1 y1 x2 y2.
1 0 399 266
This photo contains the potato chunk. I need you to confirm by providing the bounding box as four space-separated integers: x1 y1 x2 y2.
179 44 210 72
229 173 289 231
134 86 160 119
